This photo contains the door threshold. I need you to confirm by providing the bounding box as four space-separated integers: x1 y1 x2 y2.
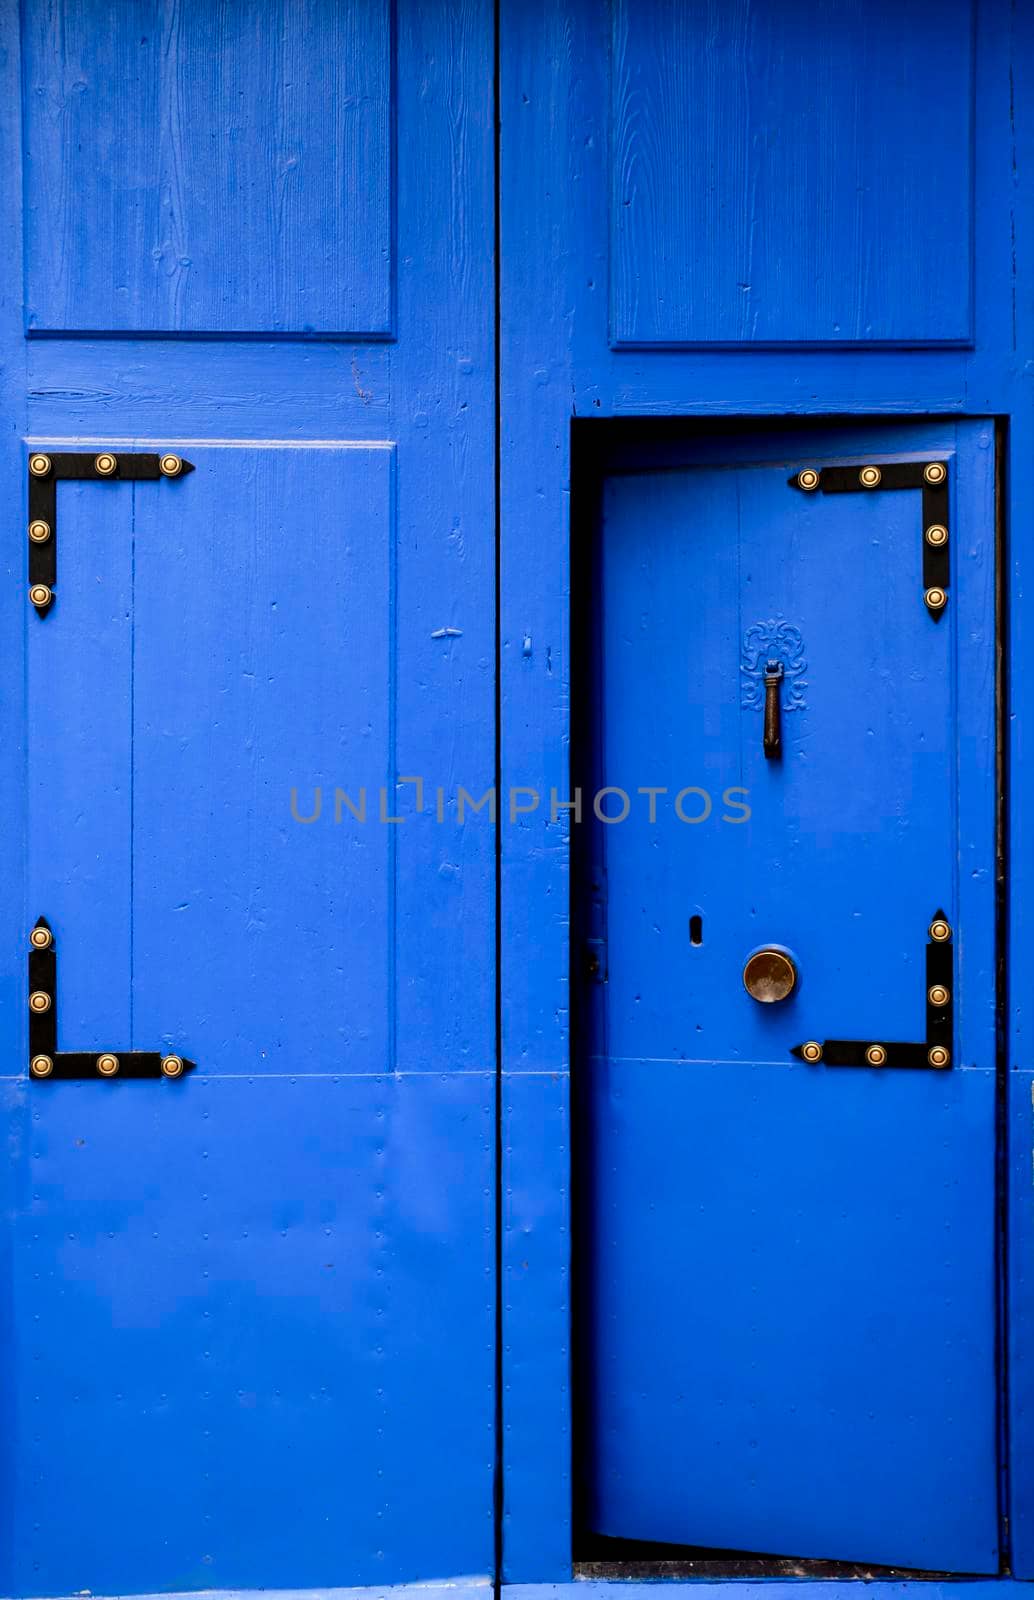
573 1561 960 1582
508 1584 1023 1597
572 1538 964 1582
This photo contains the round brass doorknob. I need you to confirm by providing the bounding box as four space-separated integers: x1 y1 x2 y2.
742 947 798 1004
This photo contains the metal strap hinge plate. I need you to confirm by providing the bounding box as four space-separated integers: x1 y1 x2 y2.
27 449 193 615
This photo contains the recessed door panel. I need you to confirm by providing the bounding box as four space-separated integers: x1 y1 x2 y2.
576 423 998 1572
28 442 394 1073
23 0 394 335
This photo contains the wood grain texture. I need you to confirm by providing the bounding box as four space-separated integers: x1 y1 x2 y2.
4 1 497 1592
23 0 394 334
128 442 394 1072
27 442 396 1074
610 0 974 347
0 35 29 1524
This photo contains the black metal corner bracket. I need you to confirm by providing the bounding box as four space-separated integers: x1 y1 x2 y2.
27 449 194 616
28 918 196 1081
790 459 950 619
790 910 953 1070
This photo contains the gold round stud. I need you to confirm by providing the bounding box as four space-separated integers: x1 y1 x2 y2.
159 454 183 477
801 1041 823 1063
797 469 820 492
924 461 947 485
160 1054 185 1078
865 1044 887 1066
30 1054 54 1078
925 587 947 611
925 523 948 547
96 1054 120 1077
930 918 952 942
29 583 52 608
928 1045 951 1069
29 454 51 477
859 466 882 488
29 925 52 950
928 984 951 1008
28 519 51 544
29 990 51 1013
94 453 117 476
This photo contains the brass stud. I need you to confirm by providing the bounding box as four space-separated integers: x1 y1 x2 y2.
930 918 952 942
28 453 51 477
160 1054 185 1078
796 468 820 492
96 1054 120 1077
29 925 52 950
865 1044 887 1066
28 990 51 1014
28 519 51 544
859 466 882 488
30 1054 54 1078
925 523 948 547
924 461 947 486
928 1045 951 1069
94 453 117 476
928 984 951 1008
159 453 183 478
29 583 52 608
801 1041 823 1063
925 586 948 612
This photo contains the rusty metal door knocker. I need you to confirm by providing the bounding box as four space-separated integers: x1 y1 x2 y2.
763 660 784 759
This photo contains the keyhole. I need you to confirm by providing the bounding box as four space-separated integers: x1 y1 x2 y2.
689 915 703 946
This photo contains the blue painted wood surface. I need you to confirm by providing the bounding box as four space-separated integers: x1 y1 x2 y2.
609 0 974 348
23 0 394 335
1008 1071 1034 1580
5 0 1034 1590
1 1072 494 1592
3 0 496 1593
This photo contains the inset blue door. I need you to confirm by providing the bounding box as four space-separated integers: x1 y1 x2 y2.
575 423 998 1572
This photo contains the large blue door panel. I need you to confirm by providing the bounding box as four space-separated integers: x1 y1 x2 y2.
1 0 496 1593
576 423 998 1571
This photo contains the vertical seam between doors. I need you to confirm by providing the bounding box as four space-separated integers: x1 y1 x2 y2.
493 0 503 1588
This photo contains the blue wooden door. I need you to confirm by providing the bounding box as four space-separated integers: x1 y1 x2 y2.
1 3 495 1595
575 422 998 1572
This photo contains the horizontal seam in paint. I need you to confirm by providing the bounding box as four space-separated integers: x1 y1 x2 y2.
499 1068 571 1077
24 437 397 451
0 1068 496 1082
